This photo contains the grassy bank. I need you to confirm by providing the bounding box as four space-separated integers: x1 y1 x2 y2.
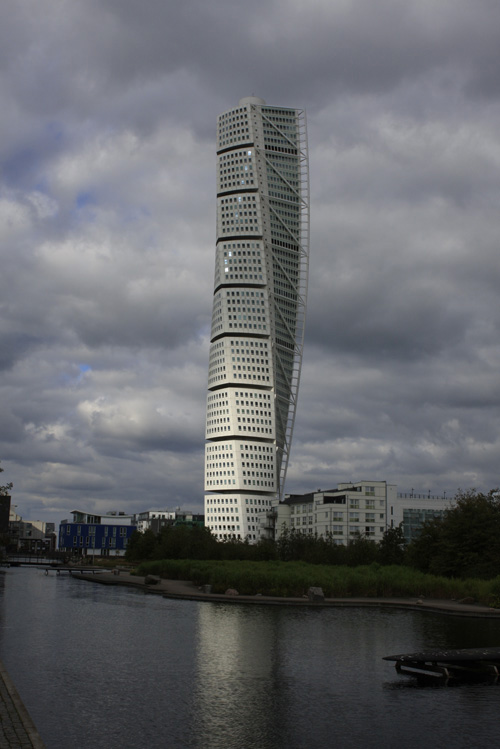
135 559 500 605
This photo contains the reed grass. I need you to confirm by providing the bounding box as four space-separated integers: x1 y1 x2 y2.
135 559 500 606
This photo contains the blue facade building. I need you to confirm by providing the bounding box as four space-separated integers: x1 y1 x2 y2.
59 510 136 557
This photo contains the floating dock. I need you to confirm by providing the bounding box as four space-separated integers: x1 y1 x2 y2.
384 648 500 681
42 566 104 575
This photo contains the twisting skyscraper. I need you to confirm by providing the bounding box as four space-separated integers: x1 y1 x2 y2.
204 97 309 541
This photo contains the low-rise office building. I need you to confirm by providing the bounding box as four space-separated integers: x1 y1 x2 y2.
389 492 450 542
173 511 204 528
8 506 56 553
59 510 136 557
259 481 395 544
258 482 450 545
134 509 205 534
135 509 176 534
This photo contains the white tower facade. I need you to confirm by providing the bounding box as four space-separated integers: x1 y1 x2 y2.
204 97 309 541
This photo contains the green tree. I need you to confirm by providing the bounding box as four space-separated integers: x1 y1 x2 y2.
0 461 13 496
251 537 278 561
125 529 158 561
405 515 445 574
406 489 500 579
378 524 407 566
155 525 218 560
345 533 379 566
276 528 320 562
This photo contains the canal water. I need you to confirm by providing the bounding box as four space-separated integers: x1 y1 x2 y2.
1 567 499 749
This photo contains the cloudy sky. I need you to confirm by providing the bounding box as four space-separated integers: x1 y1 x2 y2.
2 0 500 525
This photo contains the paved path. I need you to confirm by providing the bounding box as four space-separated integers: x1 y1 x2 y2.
73 570 500 618
0 660 45 749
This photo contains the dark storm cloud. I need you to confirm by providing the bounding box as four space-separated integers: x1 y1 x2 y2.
3 0 500 140
77 0 500 105
1 0 500 523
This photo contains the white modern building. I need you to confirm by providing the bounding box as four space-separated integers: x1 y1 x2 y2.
258 481 395 544
204 97 309 541
135 509 176 533
8 514 57 553
257 482 451 545
389 492 450 542
134 509 205 534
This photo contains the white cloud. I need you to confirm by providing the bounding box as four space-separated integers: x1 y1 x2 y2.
2 0 500 525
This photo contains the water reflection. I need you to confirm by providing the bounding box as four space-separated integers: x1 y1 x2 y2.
194 604 291 747
414 611 500 650
1 569 500 749
192 602 500 748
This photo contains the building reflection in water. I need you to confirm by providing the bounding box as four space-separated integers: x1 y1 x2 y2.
191 603 419 747
193 602 294 747
191 600 500 748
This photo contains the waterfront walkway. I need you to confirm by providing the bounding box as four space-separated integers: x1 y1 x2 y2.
0 660 45 748
74 570 500 618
